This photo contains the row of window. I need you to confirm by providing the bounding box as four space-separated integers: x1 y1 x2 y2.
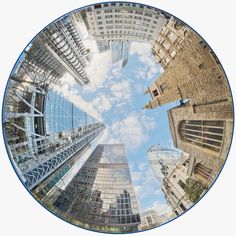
98 25 154 33
99 31 153 38
96 14 159 23
179 120 224 153
98 20 156 30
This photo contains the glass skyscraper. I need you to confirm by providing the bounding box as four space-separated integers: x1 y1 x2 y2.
53 144 141 233
45 90 96 133
147 145 182 181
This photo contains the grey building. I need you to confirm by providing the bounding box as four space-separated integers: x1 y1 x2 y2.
30 14 90 85
3 67 104 190
139 210 160 230
82 2 168 44
53 144 141 233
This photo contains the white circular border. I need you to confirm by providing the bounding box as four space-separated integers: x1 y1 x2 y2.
0 1 235 235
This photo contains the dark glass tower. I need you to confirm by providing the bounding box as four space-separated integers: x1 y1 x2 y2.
53 144 141 233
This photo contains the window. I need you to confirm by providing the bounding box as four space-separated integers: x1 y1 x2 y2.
94 4 102 9
199 40 207 49
152 89 159 97
143 18 151 22
145 12 152 17
179 203 186 211
194 163 212 181
160 82 168 93
179 120 224 153
199 63 204 69
210 50 220 64
171 191 178 200
178 180 186 190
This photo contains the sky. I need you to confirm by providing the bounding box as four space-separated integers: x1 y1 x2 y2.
51 19 182 216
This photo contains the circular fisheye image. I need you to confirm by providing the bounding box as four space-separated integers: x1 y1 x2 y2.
2 1 233 233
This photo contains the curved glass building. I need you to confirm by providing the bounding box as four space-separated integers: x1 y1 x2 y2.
147 145 182 180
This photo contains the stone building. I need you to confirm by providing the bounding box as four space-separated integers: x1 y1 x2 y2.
168 101 233 185
152 17 191 69
81 2 168 44
161 152 194 216
144 31 232 111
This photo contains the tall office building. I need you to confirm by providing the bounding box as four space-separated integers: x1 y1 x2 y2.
3 69 105 191
32 144 91 201
110 41 130 67
53 144 141 233
147 145 182 181
30 14 90 85
82 2 168 44
97 40 130 68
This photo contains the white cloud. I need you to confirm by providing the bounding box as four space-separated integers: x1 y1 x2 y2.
141 113 157 130
91 93 112 114
130 42 152 56
97 112 158 151
110 80 132 103
130 41 160 81
131 161 161 201
85 50 112 89
110 114 148 150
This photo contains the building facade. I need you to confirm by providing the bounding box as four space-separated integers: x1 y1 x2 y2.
32 14 90 85
32 144 91 201
82 2 168 44
3 70 105 190
144 26 233 186
144 31 232 110
168 101 233 185
152 17 191 69
139 210 160 230
97 40 131 68
160 152 194 216
52 144 141 233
